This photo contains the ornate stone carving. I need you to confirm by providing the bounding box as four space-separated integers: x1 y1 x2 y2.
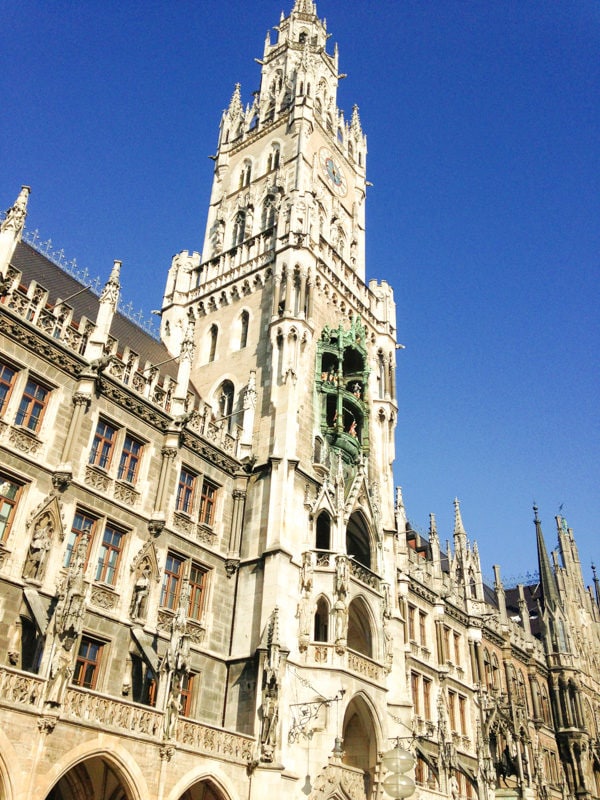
1 186 30 235
309 762 368 800
23 512 54 581
90 585 118 610
9 426 42 455
114 481 140 505
85 465 112 492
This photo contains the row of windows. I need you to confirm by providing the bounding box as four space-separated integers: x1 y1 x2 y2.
2 475 211 623
88 419 219 524
0 361 51 433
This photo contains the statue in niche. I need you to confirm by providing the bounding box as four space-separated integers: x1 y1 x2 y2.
164 678 182 740
335 555 349 600
23 513 53 580
54 532 89 640
297 596 312 652
334 599 347 653
130 561 151 620
45 641 74 706
299 551 313 595
260 674 279 762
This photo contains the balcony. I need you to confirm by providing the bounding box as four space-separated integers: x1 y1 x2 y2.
0 665 254 764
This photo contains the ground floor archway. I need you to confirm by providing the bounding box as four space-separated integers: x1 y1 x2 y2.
44 756 133 800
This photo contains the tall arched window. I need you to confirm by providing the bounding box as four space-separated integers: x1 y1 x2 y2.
314 596 329 642
267 144 280 172
208 325 218 363
315 511 331 551
216 380 234 430
347 598 373 657
346 512 371 569
239 311 249 349
232 211 246 246
239 160 252 189
261 196 277 230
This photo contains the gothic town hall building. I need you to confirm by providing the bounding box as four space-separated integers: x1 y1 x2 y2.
0 3 598 800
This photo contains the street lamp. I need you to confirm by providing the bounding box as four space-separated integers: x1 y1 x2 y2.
381 741 416 799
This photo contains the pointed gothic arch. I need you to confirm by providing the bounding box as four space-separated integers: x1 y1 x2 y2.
347 596 374 658
315 510 331 551
42 754 142 800
341 693 381 797
314 595 330 642
346 511 372 569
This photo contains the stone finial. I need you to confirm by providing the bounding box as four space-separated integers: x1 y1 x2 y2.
227 83 244 118
293 0 316 14
350 105 363 137
429 512 438 539
395 486 405 513
1 185 30 235
99 259 122 310
453 497 466 536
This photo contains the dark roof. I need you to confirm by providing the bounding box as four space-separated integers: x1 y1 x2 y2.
505 582 542 638
11 241 180 382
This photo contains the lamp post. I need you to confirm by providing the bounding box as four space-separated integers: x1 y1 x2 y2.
381 741 416 799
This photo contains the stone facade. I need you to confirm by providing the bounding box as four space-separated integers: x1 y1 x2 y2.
0 2 599 799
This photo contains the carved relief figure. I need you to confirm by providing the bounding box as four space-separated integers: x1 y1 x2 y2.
334 599 347 652
23 513 53 580
130 561 151 620
45 642 73 706
335 555 349 600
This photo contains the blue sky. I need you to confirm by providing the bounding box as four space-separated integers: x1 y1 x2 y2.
3 1 599 586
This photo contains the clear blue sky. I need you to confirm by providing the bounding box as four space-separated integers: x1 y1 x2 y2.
3 1 599 586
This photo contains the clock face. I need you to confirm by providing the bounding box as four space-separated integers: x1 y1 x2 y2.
319 147 347 197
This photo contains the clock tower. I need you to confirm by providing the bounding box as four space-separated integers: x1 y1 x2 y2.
161 0 408 789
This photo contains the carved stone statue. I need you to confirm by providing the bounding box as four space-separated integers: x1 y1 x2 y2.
297 596 312 651
45 642 73 706
260 676 279 761
130 562 151 620
334 599 347 652
300 550 314 595
164 680 182 740
23 514 53 580
335 555 349 600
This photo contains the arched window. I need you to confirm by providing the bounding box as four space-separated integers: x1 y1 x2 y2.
346 512 371 569
239 160 252 189
232 211 246 246
267 143 280 172
347 598 373 657
239 311 249 349
261 195 277 230
217 380 234 421
314 596 329 642
491 653 501 692
299 30 308 45
208 325 218 363
315 511 331 551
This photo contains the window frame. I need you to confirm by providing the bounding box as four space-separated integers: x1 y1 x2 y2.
117 433 143 484
160 552 184 610
0 361 17 416
73 634 105 690
94 522 125 586
199 478 218 526
14 376 50 433
89 419 118 470
0 474 23 543
188 562 208 621
176 467 197 515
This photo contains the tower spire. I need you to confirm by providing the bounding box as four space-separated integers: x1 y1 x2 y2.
534 504 560 613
